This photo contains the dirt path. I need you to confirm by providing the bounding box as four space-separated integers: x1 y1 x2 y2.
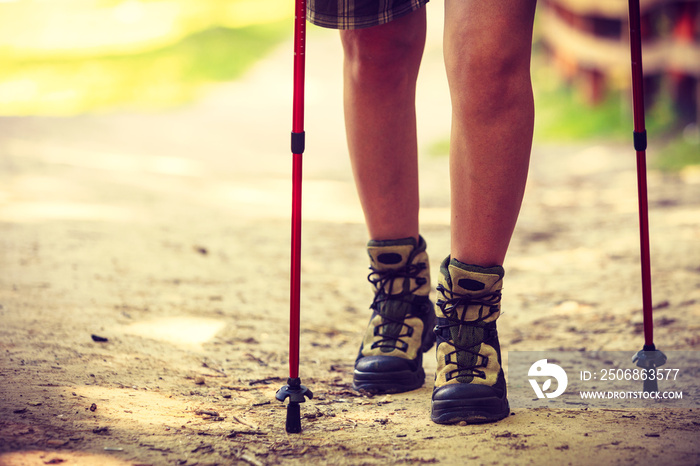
1 25 699 466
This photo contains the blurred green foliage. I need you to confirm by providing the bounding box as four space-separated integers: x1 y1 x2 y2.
0 20 289 114
653 135 700 171
428 52 699 171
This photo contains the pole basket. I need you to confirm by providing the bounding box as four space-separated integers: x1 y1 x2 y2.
632 345 667 393
276 377 313 433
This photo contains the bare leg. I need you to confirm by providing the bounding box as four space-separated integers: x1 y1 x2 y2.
444 0 537 267
340 9 427 242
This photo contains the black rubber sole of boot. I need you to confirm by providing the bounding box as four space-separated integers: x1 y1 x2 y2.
352 367 426 394
431 397 510 424
352 330 436 394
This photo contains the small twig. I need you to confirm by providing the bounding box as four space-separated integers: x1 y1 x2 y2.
239 452 264 466
248 377 283 386
202 361 226 374
221 385 256 391
227 430 267 438
231 416 254 428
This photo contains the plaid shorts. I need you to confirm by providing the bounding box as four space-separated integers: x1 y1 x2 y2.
308 0 429 30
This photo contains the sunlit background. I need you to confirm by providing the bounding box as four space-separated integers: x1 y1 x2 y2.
0 0 697 169
0 0 291 114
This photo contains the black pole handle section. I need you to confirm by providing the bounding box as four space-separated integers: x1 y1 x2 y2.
292 131 305 155
633 130 647 152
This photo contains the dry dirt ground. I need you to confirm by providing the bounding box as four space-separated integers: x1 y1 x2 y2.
1 26 700 466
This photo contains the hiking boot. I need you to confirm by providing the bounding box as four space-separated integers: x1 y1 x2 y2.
431 256 510 424
352 236 436 394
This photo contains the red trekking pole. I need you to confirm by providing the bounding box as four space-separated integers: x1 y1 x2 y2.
627 0 666 391
276 0 312 433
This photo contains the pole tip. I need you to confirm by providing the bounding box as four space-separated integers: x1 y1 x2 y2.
286 402 302 433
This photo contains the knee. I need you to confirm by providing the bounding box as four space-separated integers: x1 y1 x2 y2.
340 15 425 87
446 43 533 116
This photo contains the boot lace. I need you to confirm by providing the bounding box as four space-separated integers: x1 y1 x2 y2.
435 284 501 380
366 262 428 352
